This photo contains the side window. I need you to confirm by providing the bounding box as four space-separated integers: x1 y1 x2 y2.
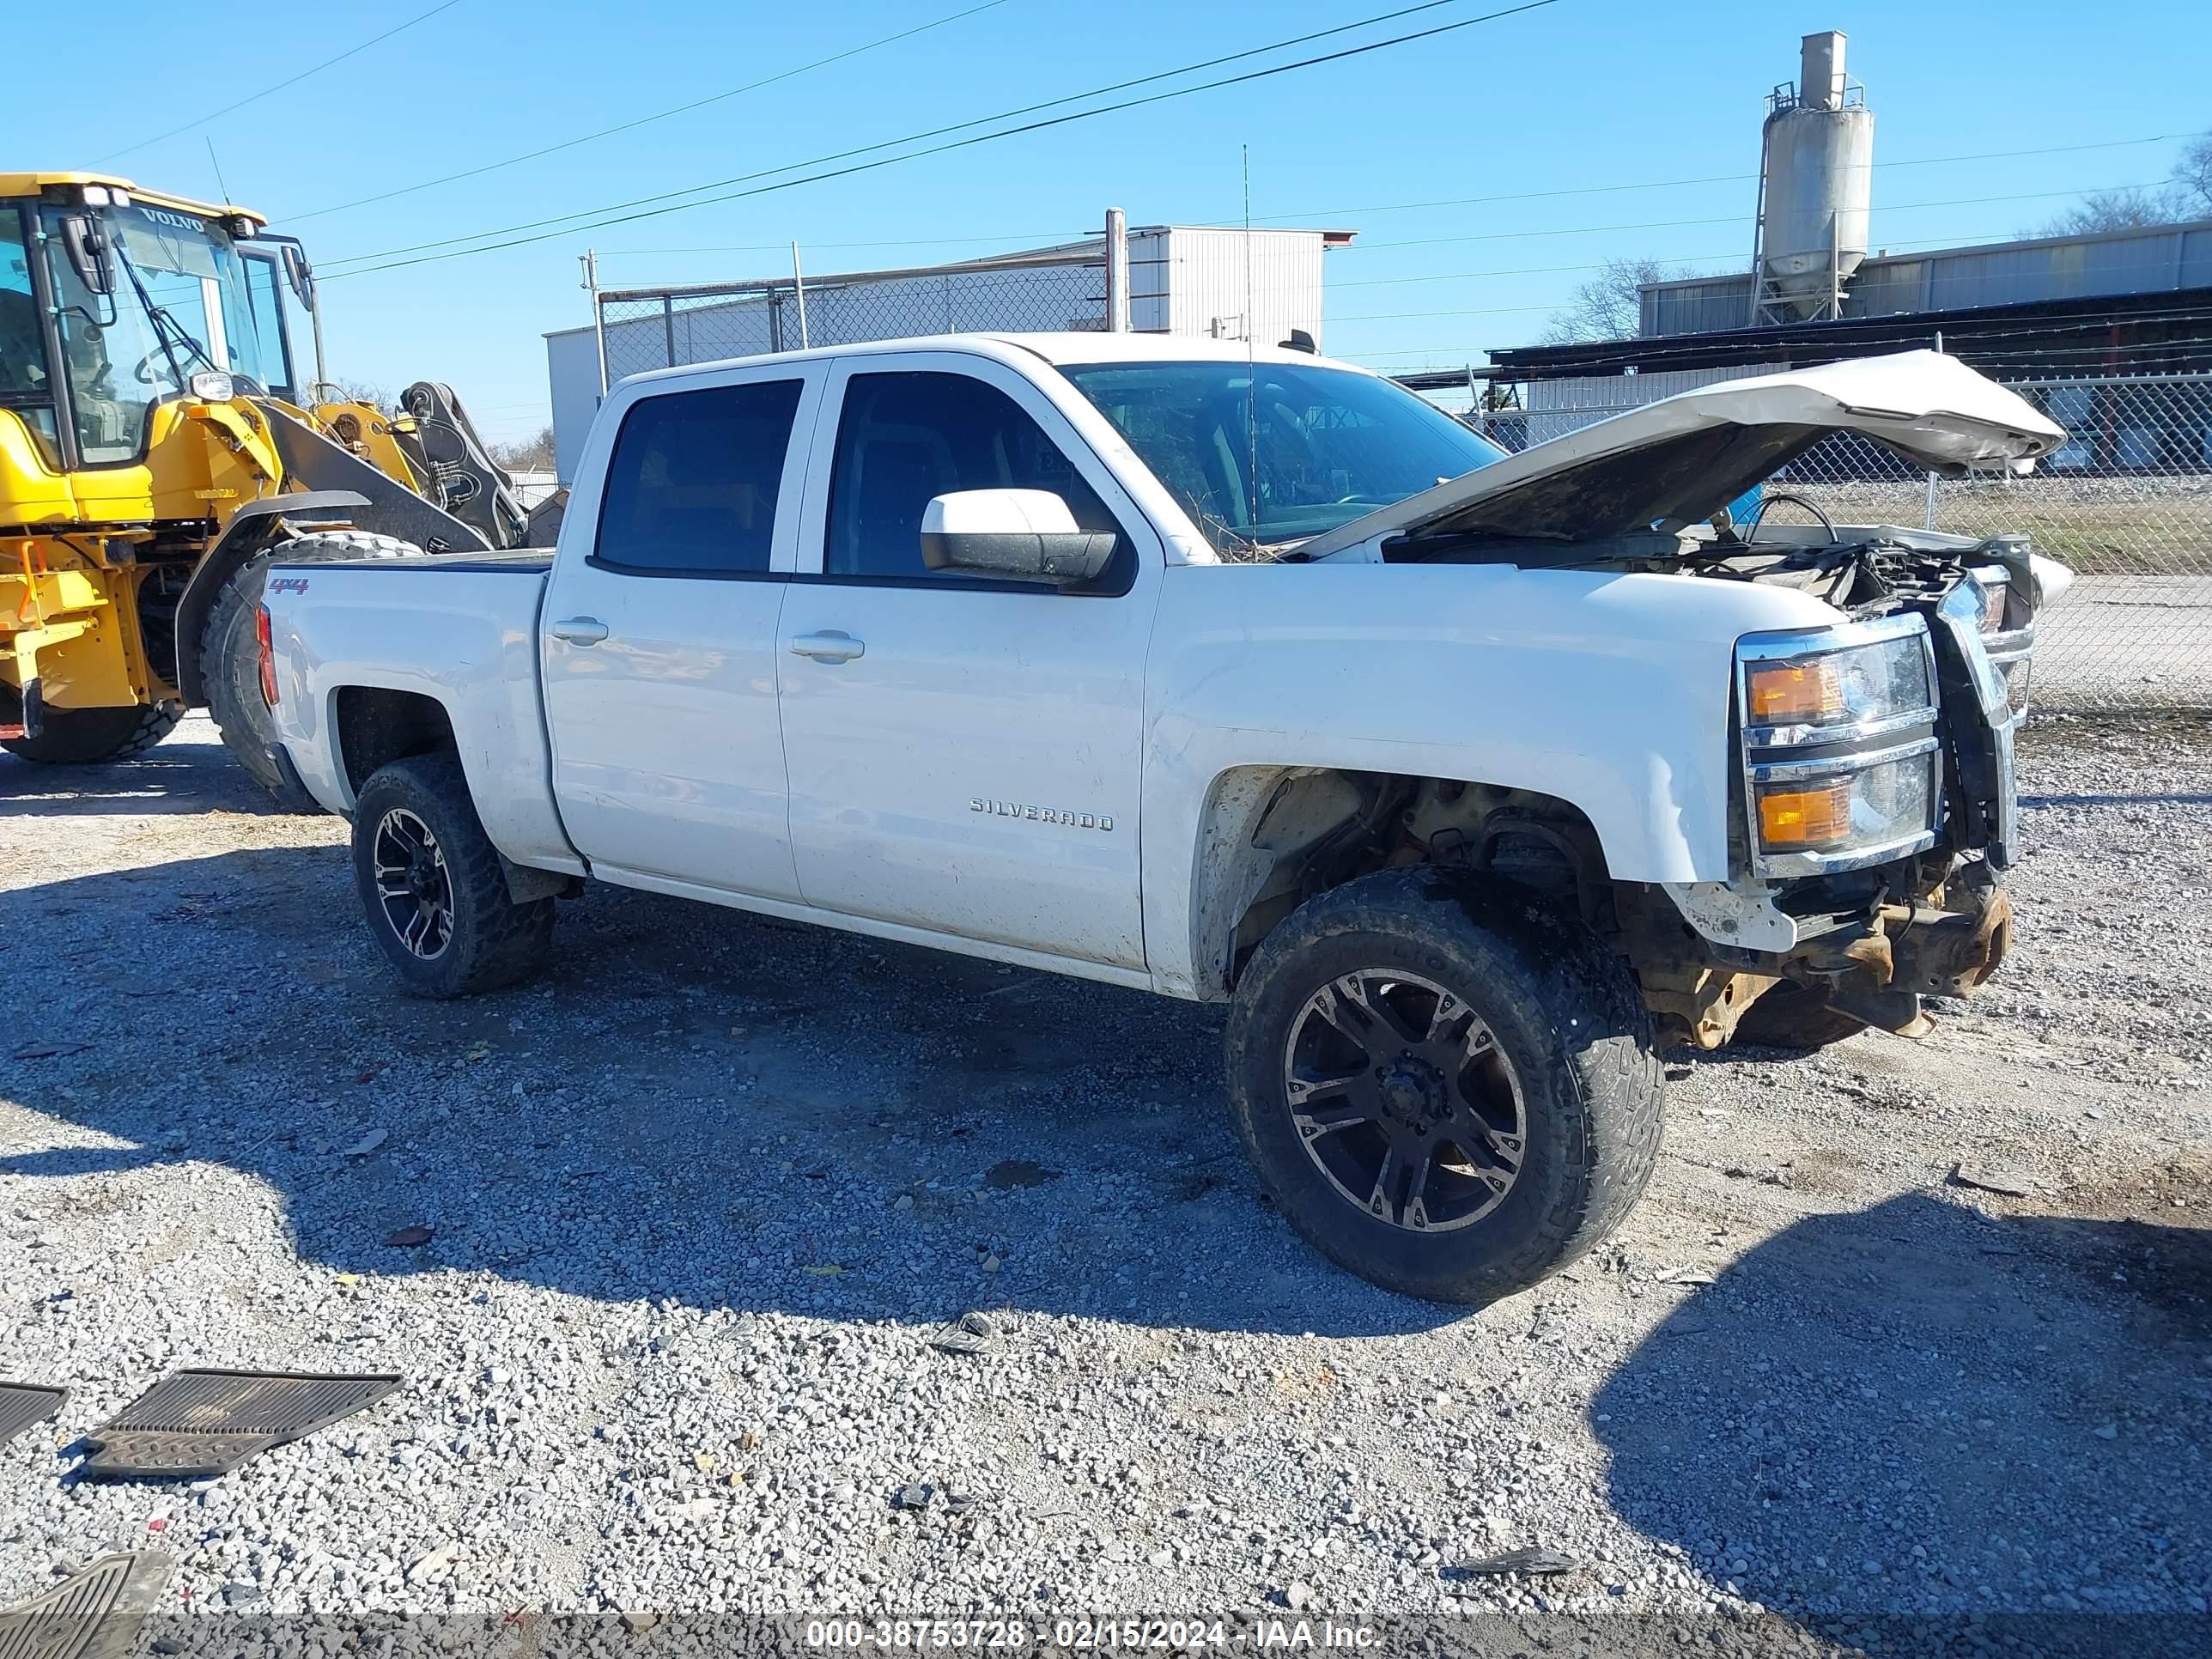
0 210 61 469
233 256 298 403
594 379 803 575
824 370 1129 584
0 210 46 396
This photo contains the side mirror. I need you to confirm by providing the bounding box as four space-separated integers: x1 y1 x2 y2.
280 244 317 312
920 489 1117 584
61 213 114 298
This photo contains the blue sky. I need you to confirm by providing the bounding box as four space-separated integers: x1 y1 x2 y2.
25 0 2209 443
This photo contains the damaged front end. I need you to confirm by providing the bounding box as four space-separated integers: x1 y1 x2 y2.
1643 556 2041 1048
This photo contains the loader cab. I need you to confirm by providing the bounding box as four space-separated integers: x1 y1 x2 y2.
1 177 309 471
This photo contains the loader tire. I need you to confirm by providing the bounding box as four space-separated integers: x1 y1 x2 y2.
1 700 182 765
1224 866 1665 1306
203 530 420 803
1732 981 1869 1050
351 752 556 999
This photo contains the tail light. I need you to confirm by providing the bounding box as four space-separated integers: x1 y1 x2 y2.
255 604 278 707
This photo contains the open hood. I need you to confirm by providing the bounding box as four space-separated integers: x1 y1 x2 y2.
1302 351 2067 560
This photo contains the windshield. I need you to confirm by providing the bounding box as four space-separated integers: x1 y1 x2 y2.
40 202 293 463
1060 359 1505 555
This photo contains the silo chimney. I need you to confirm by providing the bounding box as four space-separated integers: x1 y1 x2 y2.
1800 31 1847 112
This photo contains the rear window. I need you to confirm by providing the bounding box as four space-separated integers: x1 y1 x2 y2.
594 380 803 575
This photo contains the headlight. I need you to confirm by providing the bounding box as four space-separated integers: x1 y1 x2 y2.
1742 630 1932 740
1753 744 1939 856
1737 614 1942 876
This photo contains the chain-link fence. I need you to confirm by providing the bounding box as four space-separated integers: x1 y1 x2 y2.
588 264 2209 708
595 258 1108 385
1468 372 2212 709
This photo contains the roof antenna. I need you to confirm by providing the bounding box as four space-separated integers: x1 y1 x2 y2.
204 137 235 210
1243 143 1259 542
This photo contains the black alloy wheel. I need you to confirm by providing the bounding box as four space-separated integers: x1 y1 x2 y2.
371 806 454 960
1283 969 1526 1233
1224 866 1665 1304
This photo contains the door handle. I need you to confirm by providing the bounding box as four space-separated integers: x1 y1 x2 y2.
548 617 609 645
789 630 865 663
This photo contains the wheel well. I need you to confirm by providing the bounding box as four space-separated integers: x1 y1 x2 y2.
1197 767 1610 995
334 687 456 796
173 521 283 704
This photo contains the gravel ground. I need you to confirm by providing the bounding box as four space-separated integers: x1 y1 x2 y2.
1 712 2208 1655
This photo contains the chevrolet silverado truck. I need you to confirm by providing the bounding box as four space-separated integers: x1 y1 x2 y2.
260 337 2069 1304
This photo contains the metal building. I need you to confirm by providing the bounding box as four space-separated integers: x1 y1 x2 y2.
1646 218 2212 338
544 218 1354 481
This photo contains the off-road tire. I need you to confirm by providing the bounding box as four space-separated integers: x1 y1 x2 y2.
1 700 182 765
351 752 555 998
1225 866 1664 1304
203 530 419 800
1732 981 1869 1049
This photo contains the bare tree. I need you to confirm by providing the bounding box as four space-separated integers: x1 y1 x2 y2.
2171 133 2212 216
2029 133 2212 235
2032 185 2174 238
489 425 556 472
324 377 390 409
1540 258 1684 344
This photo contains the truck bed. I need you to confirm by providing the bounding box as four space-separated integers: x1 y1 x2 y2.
261 553 577 874
288 549 558 575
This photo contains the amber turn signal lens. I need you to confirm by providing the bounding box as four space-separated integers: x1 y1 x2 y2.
1757 781 1852 849
1747 659 1843 725
256 604 278 708
1978 579 2008 633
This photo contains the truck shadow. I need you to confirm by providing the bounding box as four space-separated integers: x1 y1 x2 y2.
0 726 271 818
0 842 1460 1340
1593 1190 2211 1630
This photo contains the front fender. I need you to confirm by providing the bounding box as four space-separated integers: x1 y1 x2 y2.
1139 561 1838 995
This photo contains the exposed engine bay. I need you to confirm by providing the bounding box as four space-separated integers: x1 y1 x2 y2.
1256 514 2051 1050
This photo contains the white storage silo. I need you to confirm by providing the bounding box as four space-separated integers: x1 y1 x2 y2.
1752 32 1875 324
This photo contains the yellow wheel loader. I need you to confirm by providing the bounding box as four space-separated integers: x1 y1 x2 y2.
0 172 560 794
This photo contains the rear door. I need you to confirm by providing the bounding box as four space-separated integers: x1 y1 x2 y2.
775 351 1162 969
540 363 826 900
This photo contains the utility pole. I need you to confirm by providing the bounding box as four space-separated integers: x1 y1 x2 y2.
581 249 607 399
792 243 811 349
1104 206 1129 333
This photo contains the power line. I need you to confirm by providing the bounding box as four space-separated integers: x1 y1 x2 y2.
1235 132 2199 228
95 0 465 163
597 231 1091 258
285 0 1013 222
578 130 2200 276
1343 181 2171 252
318 0 1561 275
314 0 1504 252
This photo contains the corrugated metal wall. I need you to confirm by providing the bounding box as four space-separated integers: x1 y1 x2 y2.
1519 363 1790 442
1641 220 2212 338
544 328 602 483
1142 228 1326 348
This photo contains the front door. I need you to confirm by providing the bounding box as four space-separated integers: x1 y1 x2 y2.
542 365 824 900
775 355 1159 969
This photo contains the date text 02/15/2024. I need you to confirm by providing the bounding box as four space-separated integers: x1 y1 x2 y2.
800 1618 1381 1650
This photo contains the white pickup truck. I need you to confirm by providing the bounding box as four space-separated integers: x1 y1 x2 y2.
261 336 2069 1304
